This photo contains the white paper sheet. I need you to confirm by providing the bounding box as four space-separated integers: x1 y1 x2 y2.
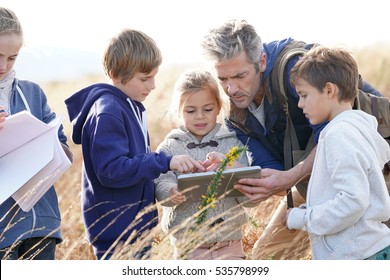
0 111 71 211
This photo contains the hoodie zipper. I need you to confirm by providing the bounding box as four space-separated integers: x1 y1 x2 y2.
16 85 36 236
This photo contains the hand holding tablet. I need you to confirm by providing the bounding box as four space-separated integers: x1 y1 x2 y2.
177 166 261 203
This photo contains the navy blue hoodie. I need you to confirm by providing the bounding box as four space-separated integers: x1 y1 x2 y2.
0 79 65 250
65 83 171 255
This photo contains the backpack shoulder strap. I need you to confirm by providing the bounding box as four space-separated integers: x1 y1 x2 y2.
270 40 310 165
270 40 311 209
270 40 308 108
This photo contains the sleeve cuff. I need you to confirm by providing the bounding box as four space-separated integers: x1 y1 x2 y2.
287 208 307 231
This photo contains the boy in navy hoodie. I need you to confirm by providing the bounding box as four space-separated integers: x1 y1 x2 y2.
65 29 204 260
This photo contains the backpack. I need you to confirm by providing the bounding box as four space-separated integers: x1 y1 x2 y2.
271 40 390 208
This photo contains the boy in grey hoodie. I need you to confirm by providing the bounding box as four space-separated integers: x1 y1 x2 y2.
286 46 390 260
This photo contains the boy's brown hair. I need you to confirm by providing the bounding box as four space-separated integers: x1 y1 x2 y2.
290 46 359 102
103 29 162 84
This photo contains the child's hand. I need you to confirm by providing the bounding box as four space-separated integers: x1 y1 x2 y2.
202 152 244 171
0 107 8 130
202 152 224 171
170 155 205 173
169 185 186 205
283 208 297 233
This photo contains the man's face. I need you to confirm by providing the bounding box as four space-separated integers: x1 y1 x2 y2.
214 51 262 109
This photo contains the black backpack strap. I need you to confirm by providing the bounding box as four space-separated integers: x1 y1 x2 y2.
283 112 301 208
277 45 308 169
369 93 390 172
370 94 380 123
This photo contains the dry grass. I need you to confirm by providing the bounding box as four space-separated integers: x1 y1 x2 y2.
40 45 390 260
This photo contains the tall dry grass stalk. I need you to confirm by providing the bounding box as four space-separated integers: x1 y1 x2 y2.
18 45 389 260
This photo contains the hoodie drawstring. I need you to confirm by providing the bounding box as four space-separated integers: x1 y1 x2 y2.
127 98 150 154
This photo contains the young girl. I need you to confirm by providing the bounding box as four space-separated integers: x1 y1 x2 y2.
155 69 258 260
0 7 72 259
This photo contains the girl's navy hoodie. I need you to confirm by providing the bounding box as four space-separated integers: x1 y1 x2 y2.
0 79 65 249
65 83 171 255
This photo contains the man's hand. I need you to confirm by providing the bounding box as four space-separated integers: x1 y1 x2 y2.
234 147 315 204
233 168 298 204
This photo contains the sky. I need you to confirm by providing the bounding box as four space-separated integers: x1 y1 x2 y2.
3 0 390 82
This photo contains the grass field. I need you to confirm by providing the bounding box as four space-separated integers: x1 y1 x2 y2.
41 45 390 260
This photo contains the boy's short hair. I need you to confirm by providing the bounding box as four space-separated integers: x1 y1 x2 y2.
290 46 359 101
103 29 162 84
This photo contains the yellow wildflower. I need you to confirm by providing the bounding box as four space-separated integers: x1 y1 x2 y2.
195 145 247 226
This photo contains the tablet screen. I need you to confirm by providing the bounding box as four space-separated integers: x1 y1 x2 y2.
177 166 261 203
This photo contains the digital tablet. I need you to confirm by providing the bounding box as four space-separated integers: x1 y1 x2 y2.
177 166 261 203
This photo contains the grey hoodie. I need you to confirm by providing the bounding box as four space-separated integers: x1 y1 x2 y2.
155 123 258 245
287 110 390 259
